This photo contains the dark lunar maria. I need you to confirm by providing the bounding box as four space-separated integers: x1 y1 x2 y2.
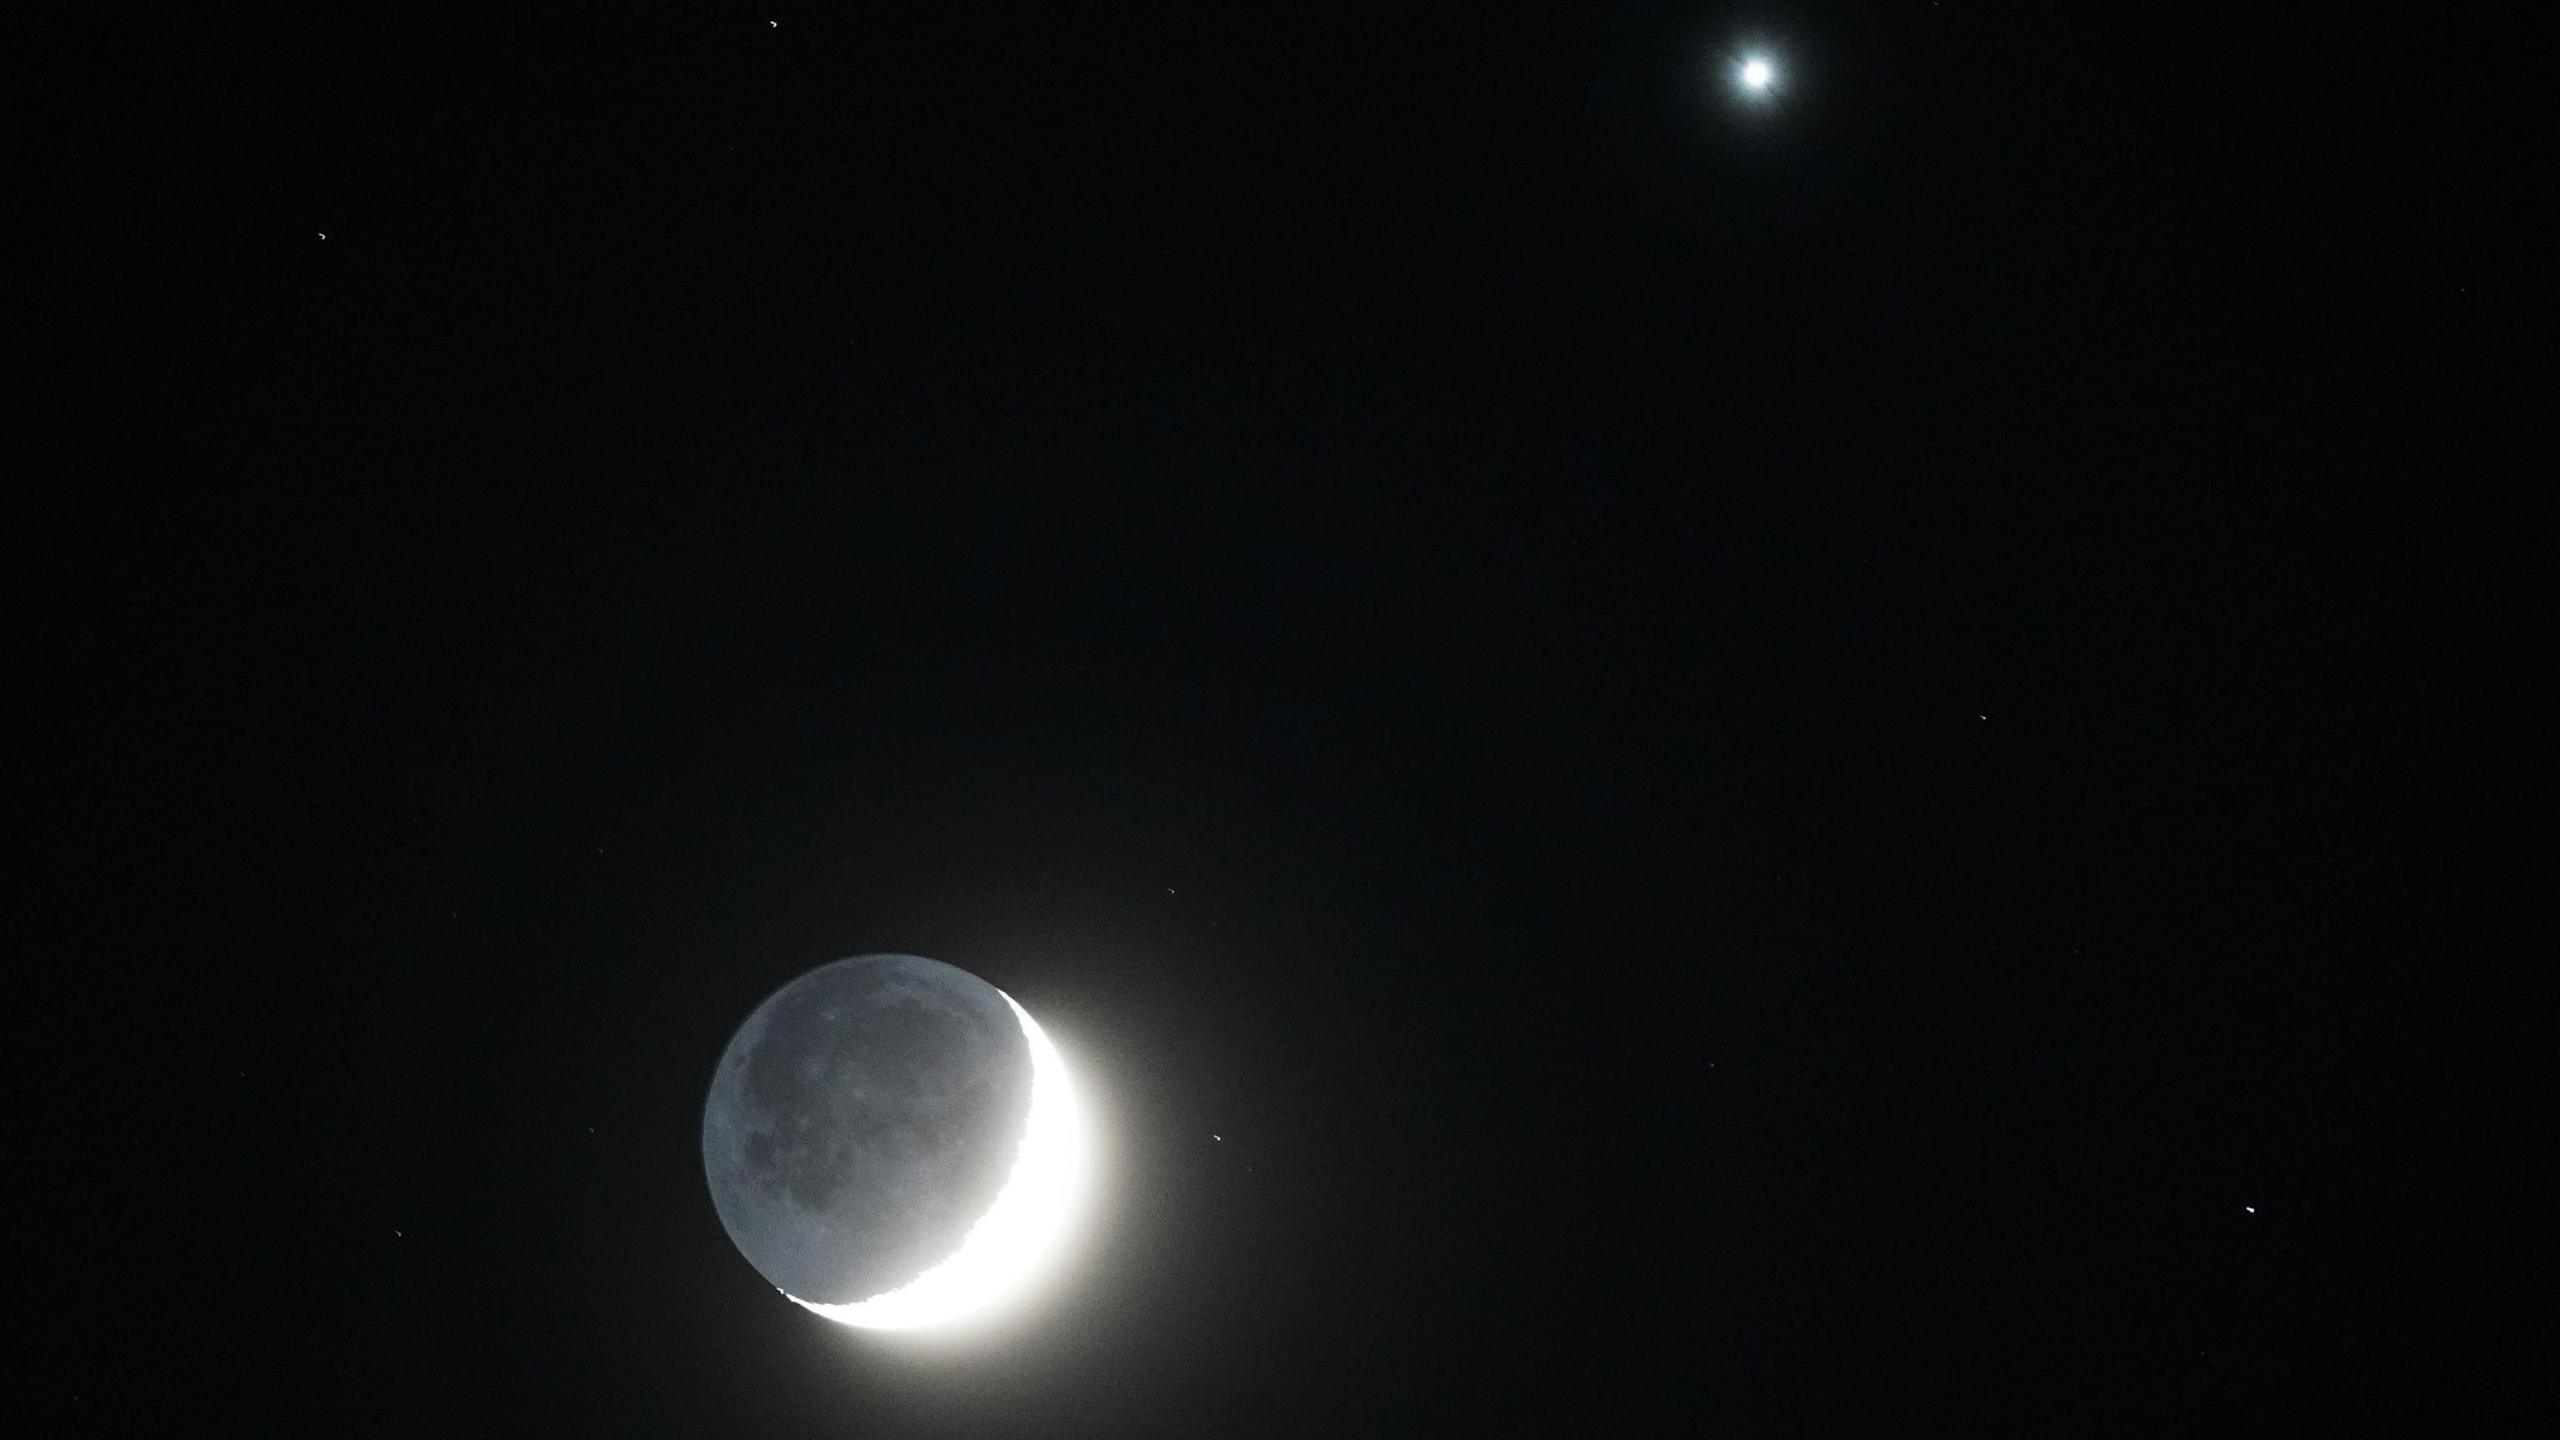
701 955 1036 1305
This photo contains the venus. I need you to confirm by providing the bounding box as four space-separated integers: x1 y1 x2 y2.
1736 53 1780 100
701 955 1087 1330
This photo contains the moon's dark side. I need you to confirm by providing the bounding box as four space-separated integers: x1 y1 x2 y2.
702 955 1035 1304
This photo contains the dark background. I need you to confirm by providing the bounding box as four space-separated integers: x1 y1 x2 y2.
24 1 2550 1432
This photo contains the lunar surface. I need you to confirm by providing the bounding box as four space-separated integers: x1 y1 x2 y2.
702 954 1081 1327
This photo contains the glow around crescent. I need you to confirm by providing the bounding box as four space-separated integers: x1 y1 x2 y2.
784 992 1087 1331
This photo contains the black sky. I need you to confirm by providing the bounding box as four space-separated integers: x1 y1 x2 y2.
25 2 2551 1433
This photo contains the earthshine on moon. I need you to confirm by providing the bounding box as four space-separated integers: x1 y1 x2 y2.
701 955 1087 1331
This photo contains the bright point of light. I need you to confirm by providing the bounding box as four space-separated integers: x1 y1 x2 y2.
786 992 1088 1331
1740 57 1774 90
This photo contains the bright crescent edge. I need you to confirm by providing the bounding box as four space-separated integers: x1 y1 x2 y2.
783 991 1085 1330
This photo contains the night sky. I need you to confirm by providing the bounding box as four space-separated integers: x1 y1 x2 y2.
27 2 2549 1433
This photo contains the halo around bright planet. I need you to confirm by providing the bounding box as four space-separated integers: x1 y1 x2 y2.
700 955 1090 1334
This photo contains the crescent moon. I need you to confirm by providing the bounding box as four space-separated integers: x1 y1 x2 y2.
783 992 1087 1330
